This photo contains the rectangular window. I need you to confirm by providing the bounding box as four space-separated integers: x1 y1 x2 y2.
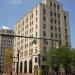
58 27 61 32
43 46 46 53
54 27 57 31
43 24 46 29
43 16 46 21
50 19 53 23
58 21 60 25
59 34 61 39
55 33 57 38
64 15 66 20
51 33 53 38
43 9 46 14
54 13 56 17
36 18 38 22
50 11 53 16
50 2 52 7
36 32 37 36
43 31 46 36
36 10 38 15
35 57 37 63
58 13 60 19
54 3 56 8
65 29 67 33
51 26 53 30
65 35 68 40
54 20 57 24
57 5 59 9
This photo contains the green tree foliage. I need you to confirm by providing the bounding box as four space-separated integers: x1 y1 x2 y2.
44 46 75 75
5 48 13 64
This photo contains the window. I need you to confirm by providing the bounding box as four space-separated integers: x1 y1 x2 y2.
54 3 56 8
26 17 28 23
35 47 37 53
36 18 38 22
58 27 61 32
50 19 53 23
43 46 46 53
43 9 46 14
59 34 61 39
36 10 38 15
43 24 46 29
46 40 48 45
54 27 57 31
58 21 60 25
65 29 67 33
24 61 27 73
64 15 66 20
36 25 37 29
30 29 31 33
57 5 59 9
54 20 57 24
29 60 32 73
32 13 33 19
16 62 18 73
32 21 33 25
50 11 53 16
30 15 31 20
36 32 37 36
35 57 37 63
55 33 57 38
20 61 23 73
58 13 60 19
51 33 53 38
43 16 46 21
50 2 52 7
51 26 53 30
54 13 56 17
43 40 48 45
65 35 68 40
43 31 46 36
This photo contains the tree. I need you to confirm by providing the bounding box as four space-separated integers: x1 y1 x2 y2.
44 46 75 75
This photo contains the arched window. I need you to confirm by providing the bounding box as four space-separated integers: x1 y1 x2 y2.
20 61 23 73
24 61 27 73
16 62 18 73
29 60 32 73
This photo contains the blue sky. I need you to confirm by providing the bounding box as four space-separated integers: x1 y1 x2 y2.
0 0 75 48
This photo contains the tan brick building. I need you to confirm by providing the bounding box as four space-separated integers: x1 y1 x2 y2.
13 0 71 75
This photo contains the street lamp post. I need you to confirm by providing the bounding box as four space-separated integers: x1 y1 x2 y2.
17 51 20 75
12 50 20 75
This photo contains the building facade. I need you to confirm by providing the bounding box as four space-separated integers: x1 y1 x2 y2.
13 0 71 75
0 29 14 74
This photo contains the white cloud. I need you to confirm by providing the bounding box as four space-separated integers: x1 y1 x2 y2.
2 26 10 30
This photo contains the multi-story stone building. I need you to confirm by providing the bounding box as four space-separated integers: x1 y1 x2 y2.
13 0 71 75
0 28 14 74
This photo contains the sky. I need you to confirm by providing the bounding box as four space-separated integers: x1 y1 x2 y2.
0 0 75 48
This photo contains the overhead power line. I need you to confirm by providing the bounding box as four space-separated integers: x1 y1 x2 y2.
0 33 61 41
